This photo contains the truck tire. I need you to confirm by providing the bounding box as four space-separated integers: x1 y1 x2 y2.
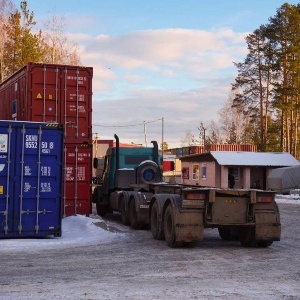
129 200 140 229
240 227 273 248
218 227 240 241
239 227 256 247
120 199 130 226
164 204 178 247
151 202 164 240
96 202 106 217
256 240 273 247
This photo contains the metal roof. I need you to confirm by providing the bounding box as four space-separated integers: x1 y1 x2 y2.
210 151 300 167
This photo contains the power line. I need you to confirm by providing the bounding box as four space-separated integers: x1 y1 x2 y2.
92 118 163 128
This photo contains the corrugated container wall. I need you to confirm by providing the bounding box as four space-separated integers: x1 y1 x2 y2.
0 63 93 217
0 63 93 143
64 143 92 217
0 121 63 238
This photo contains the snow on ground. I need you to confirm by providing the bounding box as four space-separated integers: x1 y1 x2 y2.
0 194 298 254
0 214 127 253
275 193 300 204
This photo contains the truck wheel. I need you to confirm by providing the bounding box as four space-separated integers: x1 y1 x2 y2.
239 227 256 247
240 228 273 248
120 200 130 226
218 227 240 241
96 202 106 217
164 204 178 247
151 202 164 240
218 228 232 240
256 240 273 247
129 200 140 229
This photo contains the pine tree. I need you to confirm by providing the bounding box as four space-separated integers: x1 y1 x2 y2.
232 25 273 151
266 3 300 156
3 1 44 77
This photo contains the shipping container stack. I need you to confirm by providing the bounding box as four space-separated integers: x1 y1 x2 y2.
0 63 93 217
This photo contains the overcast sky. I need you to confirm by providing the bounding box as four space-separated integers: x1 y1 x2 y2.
15 1 299 147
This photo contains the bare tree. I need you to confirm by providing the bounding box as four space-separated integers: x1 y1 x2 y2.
217 91 251 144
42 12 81 65
180 130 197 146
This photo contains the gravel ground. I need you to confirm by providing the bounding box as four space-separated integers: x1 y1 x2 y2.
0 202 299 300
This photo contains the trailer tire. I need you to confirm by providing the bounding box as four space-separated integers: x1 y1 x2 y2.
164 204 178 248
239 227 256 247
129 200 140 229
240 226 274 248
218 227 240 241
257 240 273 247
120 199 130 226
151 202 164 240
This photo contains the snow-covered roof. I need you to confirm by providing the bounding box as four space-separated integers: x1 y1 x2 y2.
210 151 300 167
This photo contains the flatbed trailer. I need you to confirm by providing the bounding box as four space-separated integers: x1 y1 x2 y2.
147 184 281 247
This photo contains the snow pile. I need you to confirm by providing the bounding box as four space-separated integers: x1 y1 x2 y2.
0 214 126 253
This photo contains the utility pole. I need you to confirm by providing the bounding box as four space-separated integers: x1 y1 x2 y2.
144 121 147 147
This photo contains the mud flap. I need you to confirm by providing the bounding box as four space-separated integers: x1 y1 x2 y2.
174 209 204 243
134 192 151 226
255 213 281 241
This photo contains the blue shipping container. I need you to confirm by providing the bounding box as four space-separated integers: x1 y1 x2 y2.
0 121 63 238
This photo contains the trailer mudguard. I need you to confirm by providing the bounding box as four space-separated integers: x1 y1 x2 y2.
173 206 204 243
159 194 204 243
255 212 281 241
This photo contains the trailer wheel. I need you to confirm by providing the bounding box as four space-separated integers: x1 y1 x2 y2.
256 240 273 247
239 227 256 247
164 204 178 247
129 200 140 229
218 228 232 240
120 199 130 226
240 227 273 248
218 227 240 241
151 202 164 240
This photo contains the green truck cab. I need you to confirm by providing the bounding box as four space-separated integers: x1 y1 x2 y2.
92 134 162 227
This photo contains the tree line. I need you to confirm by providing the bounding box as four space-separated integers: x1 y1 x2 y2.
2 1 300 157
0 0 81 83
182 3 300 159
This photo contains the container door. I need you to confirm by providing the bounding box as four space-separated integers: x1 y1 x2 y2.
13 124 63 237
61 67 92 142
64 143 92 217
28 64 61 123
0 125 16 237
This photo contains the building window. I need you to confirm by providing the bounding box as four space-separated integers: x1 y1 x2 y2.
201 164 207 179
182 167 189 179
228 167 239 181
192 164 199 180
